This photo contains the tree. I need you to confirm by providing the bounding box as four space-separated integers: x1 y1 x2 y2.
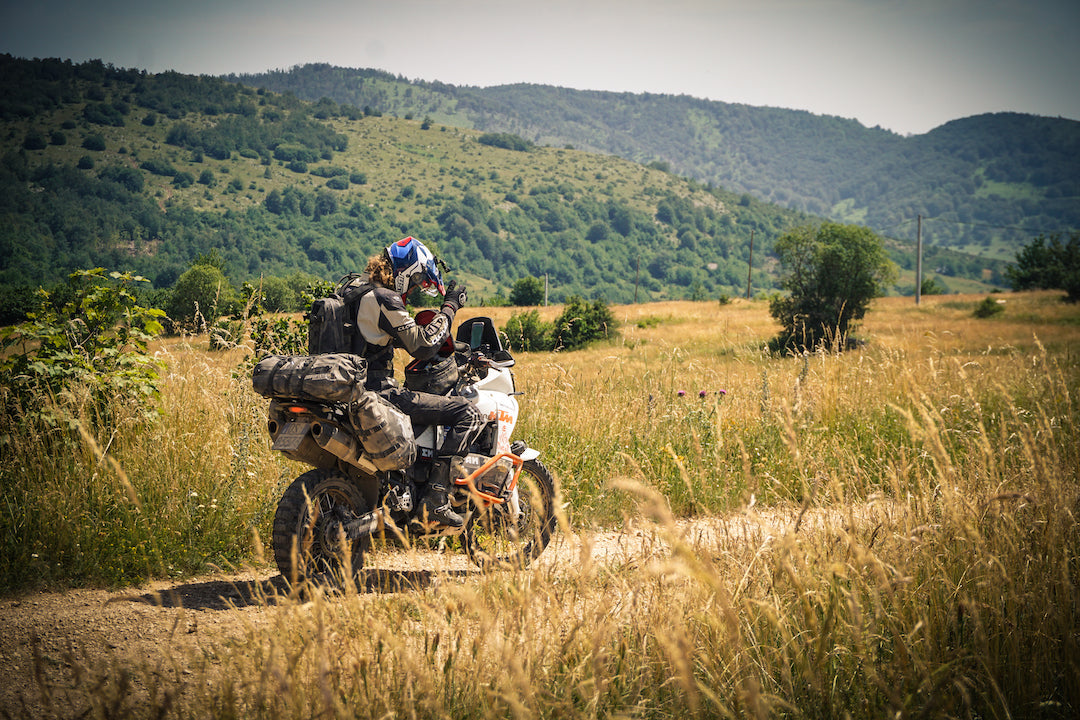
165 263 238 330
1005 232 1080 303
769 222 896 351
509 276 545 306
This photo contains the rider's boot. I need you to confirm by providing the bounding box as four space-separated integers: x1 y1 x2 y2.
420 457 464 527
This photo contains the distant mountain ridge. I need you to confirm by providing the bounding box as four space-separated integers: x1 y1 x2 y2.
0 55 1011 320
227 64 1080 260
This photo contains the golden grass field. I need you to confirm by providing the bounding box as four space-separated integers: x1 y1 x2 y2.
1 291 1077 718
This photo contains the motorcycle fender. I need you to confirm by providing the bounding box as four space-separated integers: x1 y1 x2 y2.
272 421 312 452
518 446 540 462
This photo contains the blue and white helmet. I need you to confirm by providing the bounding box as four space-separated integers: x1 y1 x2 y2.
385 236 445 299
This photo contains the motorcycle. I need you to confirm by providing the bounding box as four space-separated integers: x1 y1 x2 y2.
257 315 556 580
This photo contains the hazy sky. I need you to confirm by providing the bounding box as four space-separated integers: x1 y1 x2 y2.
2 0 1077 136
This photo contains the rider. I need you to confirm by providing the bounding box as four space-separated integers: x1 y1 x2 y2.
353 236 483 527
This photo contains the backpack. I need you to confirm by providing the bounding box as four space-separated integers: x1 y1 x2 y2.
307 274 374 355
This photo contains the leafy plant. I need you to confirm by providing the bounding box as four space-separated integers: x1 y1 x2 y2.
165 263 240 331
973 296 1005 318
503 309 554 352
0 269 165 425
553 296 618 350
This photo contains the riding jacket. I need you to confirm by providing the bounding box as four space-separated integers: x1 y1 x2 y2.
353 277 455 390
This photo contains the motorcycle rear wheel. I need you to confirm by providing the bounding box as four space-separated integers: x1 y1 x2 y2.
272 468 370 583
463 458 556 570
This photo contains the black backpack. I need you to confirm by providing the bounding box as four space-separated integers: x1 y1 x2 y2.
307 274 374 355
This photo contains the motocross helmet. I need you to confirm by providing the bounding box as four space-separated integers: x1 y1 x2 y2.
385 236 445 299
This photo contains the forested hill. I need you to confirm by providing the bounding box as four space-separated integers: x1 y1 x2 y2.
227 64 1080 260
1 55 1004 323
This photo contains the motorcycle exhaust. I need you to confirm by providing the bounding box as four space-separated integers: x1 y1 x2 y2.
343 508 384 540
311 421 378 474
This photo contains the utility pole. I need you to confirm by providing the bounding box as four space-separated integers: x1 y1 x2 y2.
746 229 754 300
634 256 640 303
915 215 922 305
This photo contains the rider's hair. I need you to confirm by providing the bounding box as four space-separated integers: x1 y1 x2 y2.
365 253 394 287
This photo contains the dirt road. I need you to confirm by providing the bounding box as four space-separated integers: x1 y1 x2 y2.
0 519 678 716
0 505 851 716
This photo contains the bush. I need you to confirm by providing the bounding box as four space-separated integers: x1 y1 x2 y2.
973 297 1005 318
22 131 47 150
478 132 534 152
82 134 106 151
165 264 239 331
503 309 554 352
553 297 618 350
0 269 165 426
98 165 144 193
310 165 348 178
140 158 177 176
1006 232 1080 303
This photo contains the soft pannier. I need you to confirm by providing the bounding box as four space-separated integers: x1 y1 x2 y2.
348 392 416 471
252 354 367 404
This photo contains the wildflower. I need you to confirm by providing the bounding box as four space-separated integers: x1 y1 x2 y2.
677 390 686 397
699 390 707 398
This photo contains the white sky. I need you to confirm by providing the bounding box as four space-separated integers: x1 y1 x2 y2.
2 0 1077 136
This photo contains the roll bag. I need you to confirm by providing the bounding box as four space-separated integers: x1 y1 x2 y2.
252 353 366 404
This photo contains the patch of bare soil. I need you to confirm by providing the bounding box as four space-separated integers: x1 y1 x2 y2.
0 503 893 716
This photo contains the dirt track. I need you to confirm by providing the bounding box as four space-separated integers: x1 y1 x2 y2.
0 519 669 715
0 505 860 716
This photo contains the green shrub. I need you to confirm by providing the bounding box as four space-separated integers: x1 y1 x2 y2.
553 296 618 350
0 269 165 426
973 296 1005 318
82 134 106 151
172 171 195 188
509 276 545 306
503 309 554 351
166 264 239 330
478 132 534 152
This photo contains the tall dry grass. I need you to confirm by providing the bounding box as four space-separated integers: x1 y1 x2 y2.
5 291 1079 717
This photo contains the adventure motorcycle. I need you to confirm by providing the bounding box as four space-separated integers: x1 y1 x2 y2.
255 315 556 580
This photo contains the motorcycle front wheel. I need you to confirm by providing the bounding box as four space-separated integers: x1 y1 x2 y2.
272 468 370 583
463 457 556 570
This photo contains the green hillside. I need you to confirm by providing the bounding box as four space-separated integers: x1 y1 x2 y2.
228 63 1080 260
1 55 1004 323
